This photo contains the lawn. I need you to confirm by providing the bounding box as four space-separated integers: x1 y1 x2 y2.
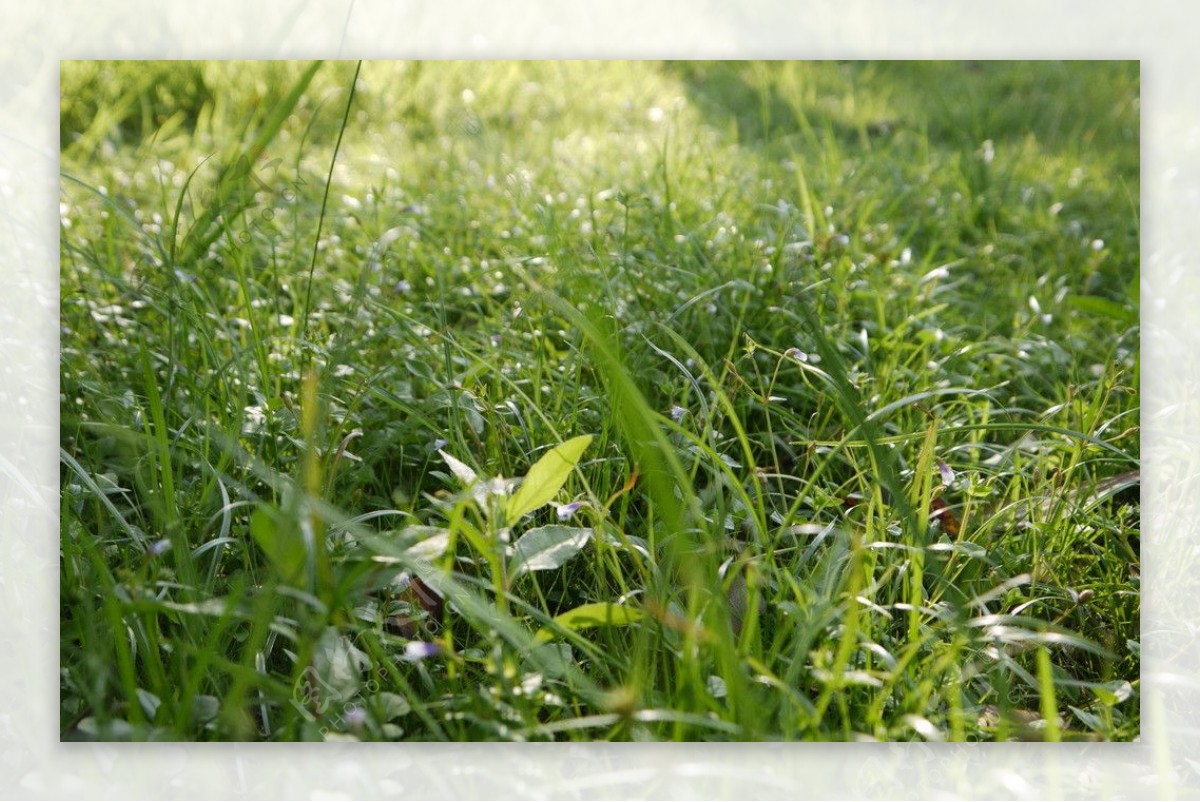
59 60 1140 742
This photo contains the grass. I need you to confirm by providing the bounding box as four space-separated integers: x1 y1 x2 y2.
59 60 1140 742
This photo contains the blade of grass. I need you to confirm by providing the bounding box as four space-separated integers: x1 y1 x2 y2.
177 61 324 267
299 60 362 368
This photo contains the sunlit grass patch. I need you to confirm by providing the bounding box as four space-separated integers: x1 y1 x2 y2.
60 60 1138 742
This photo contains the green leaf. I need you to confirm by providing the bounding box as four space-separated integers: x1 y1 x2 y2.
311 626 370 707
136 688 161 721
509 525 593 576
534 601 645 644
190 695 221 725
250 505 308 586
361 526 450 568
1092 680 1134 706
505 434 592 522
438 449 477 486
1068 705 1106 733
401 527 451 562
373 692 411 721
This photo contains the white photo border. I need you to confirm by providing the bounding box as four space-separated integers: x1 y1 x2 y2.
4 1 1191 798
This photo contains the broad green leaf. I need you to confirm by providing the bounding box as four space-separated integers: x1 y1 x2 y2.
505 434 593 522
402 527 451 562
1068 705 1106 733
534 601 645 644
136 688 161 720
528 642 575 679
250 505 308 586
509 525 593 576
373 692 411 721
190 694 221 724
311 626 369 707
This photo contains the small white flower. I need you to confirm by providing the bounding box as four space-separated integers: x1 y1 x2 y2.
922 265 950 283
242 405 267 434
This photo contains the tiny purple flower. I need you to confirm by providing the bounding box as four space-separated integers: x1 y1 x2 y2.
344 705 367 729
555 501 584 521
147 538 171 557
936 459 956 486
403 641 442 662
669 405 688 422
394 279 412 293
784 347 808 363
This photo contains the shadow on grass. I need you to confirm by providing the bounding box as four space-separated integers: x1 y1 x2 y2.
659 60 1138 171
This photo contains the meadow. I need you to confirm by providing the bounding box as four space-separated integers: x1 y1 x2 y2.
59 60 1140 741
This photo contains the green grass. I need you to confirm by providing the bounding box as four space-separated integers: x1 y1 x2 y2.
59 60 1140 742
